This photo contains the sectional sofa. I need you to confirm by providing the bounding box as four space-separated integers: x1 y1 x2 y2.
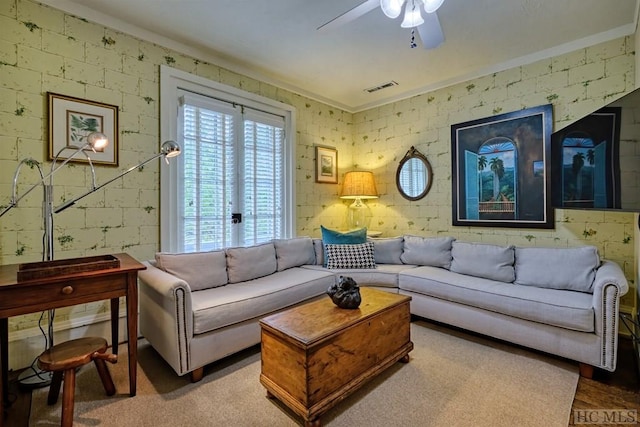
137 233 628 382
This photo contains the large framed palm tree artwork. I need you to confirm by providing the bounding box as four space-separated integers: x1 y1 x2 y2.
451 104 554 229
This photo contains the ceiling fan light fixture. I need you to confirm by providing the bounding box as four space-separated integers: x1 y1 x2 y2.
380 0 405 19
423 0 445 13
400 0 424 28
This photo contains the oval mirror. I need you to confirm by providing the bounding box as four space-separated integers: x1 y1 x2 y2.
396 146 433 201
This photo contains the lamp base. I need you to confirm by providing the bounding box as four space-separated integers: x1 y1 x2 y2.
347 198 372 230
18 366 52 389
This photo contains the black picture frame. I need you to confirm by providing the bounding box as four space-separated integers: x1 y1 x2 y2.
550 107 621 210
451 104 554 229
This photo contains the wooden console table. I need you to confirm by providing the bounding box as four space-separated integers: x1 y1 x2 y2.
0 253 146 426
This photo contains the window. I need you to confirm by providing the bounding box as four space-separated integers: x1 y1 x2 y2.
160 66 295 252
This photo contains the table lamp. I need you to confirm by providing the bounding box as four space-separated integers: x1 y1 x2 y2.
340 171 378 229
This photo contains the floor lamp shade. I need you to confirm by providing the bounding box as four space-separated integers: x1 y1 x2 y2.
340 171 378 229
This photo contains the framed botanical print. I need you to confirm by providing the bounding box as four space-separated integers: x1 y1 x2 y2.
315 145 338 184
48 92 119 166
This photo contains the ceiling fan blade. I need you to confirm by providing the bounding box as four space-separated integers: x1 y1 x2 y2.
417 12 445 49
317 0 380 32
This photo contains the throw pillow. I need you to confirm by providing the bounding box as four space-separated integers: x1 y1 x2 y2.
325 242 377 269
155 250 228 291
368 237 403 264
450 241 515 282
273 237 316 271
320 226 367 266
400 235 455 268
514 246 600 292
320 226 367 244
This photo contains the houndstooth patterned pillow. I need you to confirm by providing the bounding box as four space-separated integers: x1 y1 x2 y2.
325 242 377 269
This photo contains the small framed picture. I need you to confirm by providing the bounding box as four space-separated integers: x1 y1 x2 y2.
315 145 338 184
48 92 119 166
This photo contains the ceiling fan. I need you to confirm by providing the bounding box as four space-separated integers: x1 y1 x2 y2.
317 0 446 49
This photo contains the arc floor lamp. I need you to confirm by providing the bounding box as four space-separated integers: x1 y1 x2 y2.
0 133 180 387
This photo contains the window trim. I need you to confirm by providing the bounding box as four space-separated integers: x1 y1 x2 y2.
160 65 296 252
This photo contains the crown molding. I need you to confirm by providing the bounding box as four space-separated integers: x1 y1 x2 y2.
36 0 639 114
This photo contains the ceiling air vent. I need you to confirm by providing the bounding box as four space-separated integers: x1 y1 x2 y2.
364 81 398 93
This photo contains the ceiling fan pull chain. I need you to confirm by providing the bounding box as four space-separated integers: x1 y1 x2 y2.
410 28 417 48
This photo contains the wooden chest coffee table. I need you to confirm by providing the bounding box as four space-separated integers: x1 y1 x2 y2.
259 288 413 426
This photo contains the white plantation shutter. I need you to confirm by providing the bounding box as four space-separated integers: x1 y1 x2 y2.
177 91 286 251
242 110 285 244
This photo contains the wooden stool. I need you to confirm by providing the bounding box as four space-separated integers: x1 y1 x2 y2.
37 337 118 427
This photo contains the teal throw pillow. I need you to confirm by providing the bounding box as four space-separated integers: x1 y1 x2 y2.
320 226 367 266
321 226 367 245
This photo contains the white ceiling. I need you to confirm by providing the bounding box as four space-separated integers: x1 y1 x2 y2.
42 0 639 113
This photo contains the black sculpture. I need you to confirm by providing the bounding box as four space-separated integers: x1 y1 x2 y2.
327 276 362 309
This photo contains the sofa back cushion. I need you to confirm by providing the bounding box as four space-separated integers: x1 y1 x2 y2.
312 238 324 266
368 237 403 264
514 246 600 292
155 250 228 291
273 237 316 271
450 241 515 282
400 235 454 268
226 243 277 283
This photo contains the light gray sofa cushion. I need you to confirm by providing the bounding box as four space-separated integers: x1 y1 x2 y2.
155 250 228 291
226 243 277 283
273 237 316 271
302 264 417 288
515 246 600 292
450 241 515 283
368 237 403 264
312 238 324 266
191 267 335 334
399 266 594 332
400 235 454 268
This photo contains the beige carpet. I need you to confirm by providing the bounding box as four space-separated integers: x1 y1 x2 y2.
29 320 579 427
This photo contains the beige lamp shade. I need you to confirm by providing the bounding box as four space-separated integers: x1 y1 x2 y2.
340 171 378 199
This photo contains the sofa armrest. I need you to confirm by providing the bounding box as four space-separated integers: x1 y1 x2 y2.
138 261 194 376
591 259 629 371
593 260 629 296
